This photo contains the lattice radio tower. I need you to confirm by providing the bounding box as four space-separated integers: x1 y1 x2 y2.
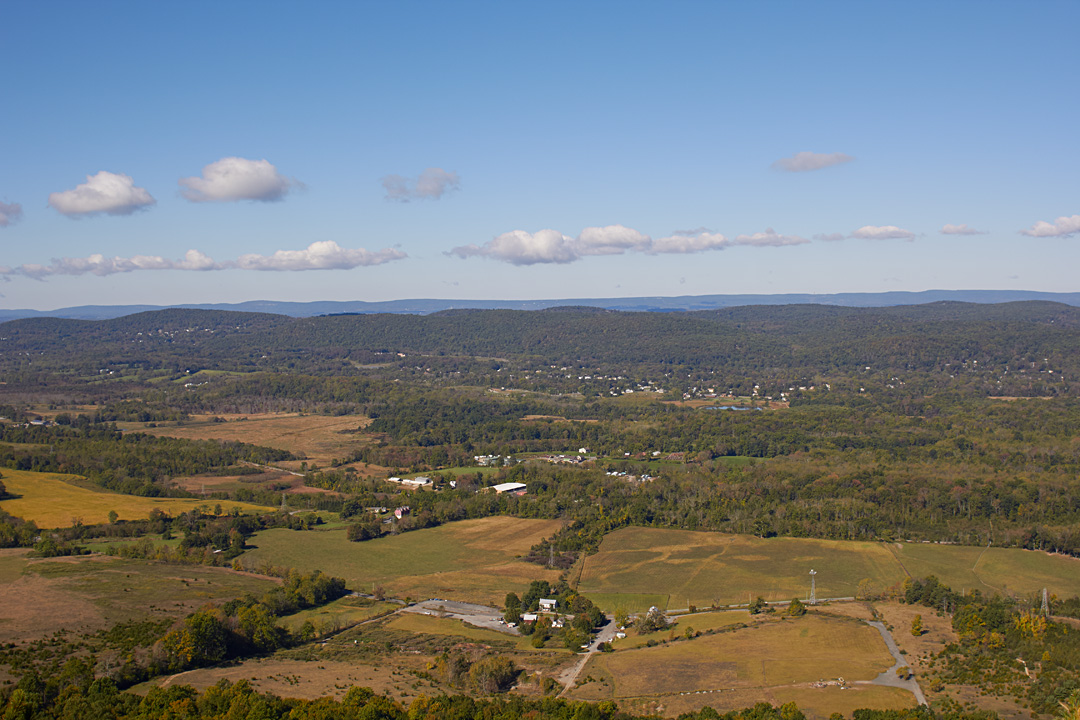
1042 588 1050 616
809 569 817 605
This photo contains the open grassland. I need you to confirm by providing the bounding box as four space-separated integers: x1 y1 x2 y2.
0 552 277 643
138 412 372 466
571 613 905 718
240 516 565 605
389 612 536 652
579 527 1080 609
578 528 902 608
0 469 270 527
614 610 752 649
888 542 1080 598
278 596 397 633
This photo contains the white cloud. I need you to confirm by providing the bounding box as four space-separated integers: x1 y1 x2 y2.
450 224 816 265
0 201 23 227
732 228 809 247
850 225 916 241
941 223 987 235
649 231 730 254
2 243 404 279
48 171 156 217
449 229 578 265
11 250 216 280
233 241 405 271
812 232 845 242
179 157 300 203
1020 214 1080 238
772 151 854 173
382 167 460 201
576 224 652 255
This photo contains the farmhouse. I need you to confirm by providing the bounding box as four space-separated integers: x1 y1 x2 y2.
489 482 527 496
539 598 557 612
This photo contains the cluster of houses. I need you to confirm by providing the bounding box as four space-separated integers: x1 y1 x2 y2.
520 597 563 627
474 454 515 467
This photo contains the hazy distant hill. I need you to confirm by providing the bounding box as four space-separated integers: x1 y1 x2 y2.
2 289 1080 322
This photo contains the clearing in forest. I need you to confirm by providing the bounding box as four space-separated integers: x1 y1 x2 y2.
0 469 269 528
138 412 373 468
239 516 565 606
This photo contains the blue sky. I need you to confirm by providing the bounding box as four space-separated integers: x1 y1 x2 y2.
1 1 1077 310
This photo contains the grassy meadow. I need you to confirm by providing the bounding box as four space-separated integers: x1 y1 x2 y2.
578 527 1080 610
571 612 905 717
137 412 371 467
0 469 269 527
0 551 277 643
239 516 565 605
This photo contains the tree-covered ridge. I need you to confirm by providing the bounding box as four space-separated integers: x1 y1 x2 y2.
0 302 1077 398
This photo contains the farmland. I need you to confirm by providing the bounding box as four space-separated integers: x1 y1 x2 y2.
577 527 1080 610
239 516 565 605
0 468 269 528
0 550 278 644
138 412 373 469
570 612 907 718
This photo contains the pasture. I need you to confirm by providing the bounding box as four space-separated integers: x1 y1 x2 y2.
578 527 1080 610
577 528 901 610
239 516 565 606
0 552 277 643
571 613 908 718
138 412 372 468
0 469 269 527
278 596 397 633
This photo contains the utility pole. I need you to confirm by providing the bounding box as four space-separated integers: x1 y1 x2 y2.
809 569 817 605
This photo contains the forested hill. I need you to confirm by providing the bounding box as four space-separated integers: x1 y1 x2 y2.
2 301 1079 392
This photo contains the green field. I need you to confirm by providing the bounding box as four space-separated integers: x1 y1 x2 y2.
0 469 271 528
578 527 1080 609
388 612 539 652
279 596 397 633
239 516 565 606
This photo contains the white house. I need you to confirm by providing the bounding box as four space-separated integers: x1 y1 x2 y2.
539 598 558 612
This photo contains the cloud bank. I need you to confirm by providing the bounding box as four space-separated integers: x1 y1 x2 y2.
0 201 23 227
382 168 460 201
448 225 807 265
1020 214 1080 238
772 151 854 173
941 223 987 235
179 157 301 203
2 242 404 280
49 171 156 217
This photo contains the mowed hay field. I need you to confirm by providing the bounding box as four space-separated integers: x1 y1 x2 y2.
887 542 1080 598
578 528 902 610
0 469 269 528
138 413 371 467
571 613 908 718
578 527 1080 610
239 516 565 605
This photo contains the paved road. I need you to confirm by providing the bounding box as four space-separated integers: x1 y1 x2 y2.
402 599 519 635
858 620 928 705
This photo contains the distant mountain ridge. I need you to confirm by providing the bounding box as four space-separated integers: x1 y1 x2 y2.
2 289 1079 322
